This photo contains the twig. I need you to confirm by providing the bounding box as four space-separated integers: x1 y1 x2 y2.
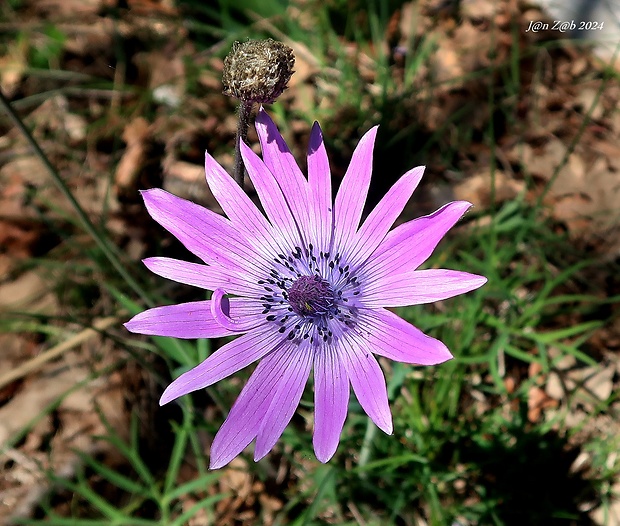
0 317 119 390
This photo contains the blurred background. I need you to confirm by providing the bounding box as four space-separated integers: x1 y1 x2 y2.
1 0 619 524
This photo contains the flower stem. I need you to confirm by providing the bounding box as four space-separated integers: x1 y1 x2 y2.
359 417 377 468
233 100 253 187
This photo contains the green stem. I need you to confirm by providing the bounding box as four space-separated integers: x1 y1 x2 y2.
358 418 377 468
0 90 152 307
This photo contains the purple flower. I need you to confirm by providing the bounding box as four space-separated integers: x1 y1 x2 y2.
125 108 486 469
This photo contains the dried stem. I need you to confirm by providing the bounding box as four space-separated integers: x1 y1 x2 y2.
233 100 253 187
0 317 120 390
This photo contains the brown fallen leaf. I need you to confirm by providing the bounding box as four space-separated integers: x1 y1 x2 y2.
453 169 525 208
570 364 615 407
460 0 500 20
0 39 28 98
127 0 178 15
114 117 151 194
0 270 57 314
512 137 620 242
28 0 104 17
527 385 557 423
216 457 257 523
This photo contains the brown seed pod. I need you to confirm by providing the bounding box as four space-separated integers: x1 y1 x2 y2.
222 39 295 104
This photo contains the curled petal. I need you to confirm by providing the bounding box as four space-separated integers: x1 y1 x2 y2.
210 288 239 330
125 298 264 340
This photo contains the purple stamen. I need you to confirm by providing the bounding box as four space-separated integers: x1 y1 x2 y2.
287 275 334 317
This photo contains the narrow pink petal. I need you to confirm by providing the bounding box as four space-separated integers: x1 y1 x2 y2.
348 166 424 268
160 324 287 406
142 257 262 296
254 342 313 460
240 140 304 249
255 108 309 231
357 307 453 365
339 341 392 434
209 346 297 469
141 189 266 278
307 121 333 253
204 151 285 259
363 269 487 307
360 201 472 281
124 300 248 339
333 126 378 249
313 346 349 463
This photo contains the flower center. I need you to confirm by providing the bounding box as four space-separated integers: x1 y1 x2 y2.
287 275 334 317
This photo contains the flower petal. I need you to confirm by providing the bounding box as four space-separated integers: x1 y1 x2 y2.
348 166 424 268
211 288 241 331
204 151 285 260
313 346 349 463
307 121 333 253
142 257 262 296
159 324 288 405
255 108 309 232
360 201 473 281
333 126 378 249
124 300 248 339
254 342 313 460
141 189 266 278
209 345 299 469
240 139 304 249
339 341 392 434
358 307 452 365
363 269 487 307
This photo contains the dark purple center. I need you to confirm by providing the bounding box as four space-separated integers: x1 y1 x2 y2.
288 275 334 316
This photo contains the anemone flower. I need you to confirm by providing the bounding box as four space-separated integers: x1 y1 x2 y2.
125 107 486 469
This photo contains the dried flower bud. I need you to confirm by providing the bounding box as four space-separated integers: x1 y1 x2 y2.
222 39 295 104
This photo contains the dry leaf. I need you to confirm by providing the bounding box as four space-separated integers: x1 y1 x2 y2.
527 386 557 422
114 117 151 193
453 169 525 207
29 0 104 17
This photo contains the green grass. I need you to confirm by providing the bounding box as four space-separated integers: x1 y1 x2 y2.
1 0 619 524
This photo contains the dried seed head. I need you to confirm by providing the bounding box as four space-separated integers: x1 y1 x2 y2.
222 39 295 104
